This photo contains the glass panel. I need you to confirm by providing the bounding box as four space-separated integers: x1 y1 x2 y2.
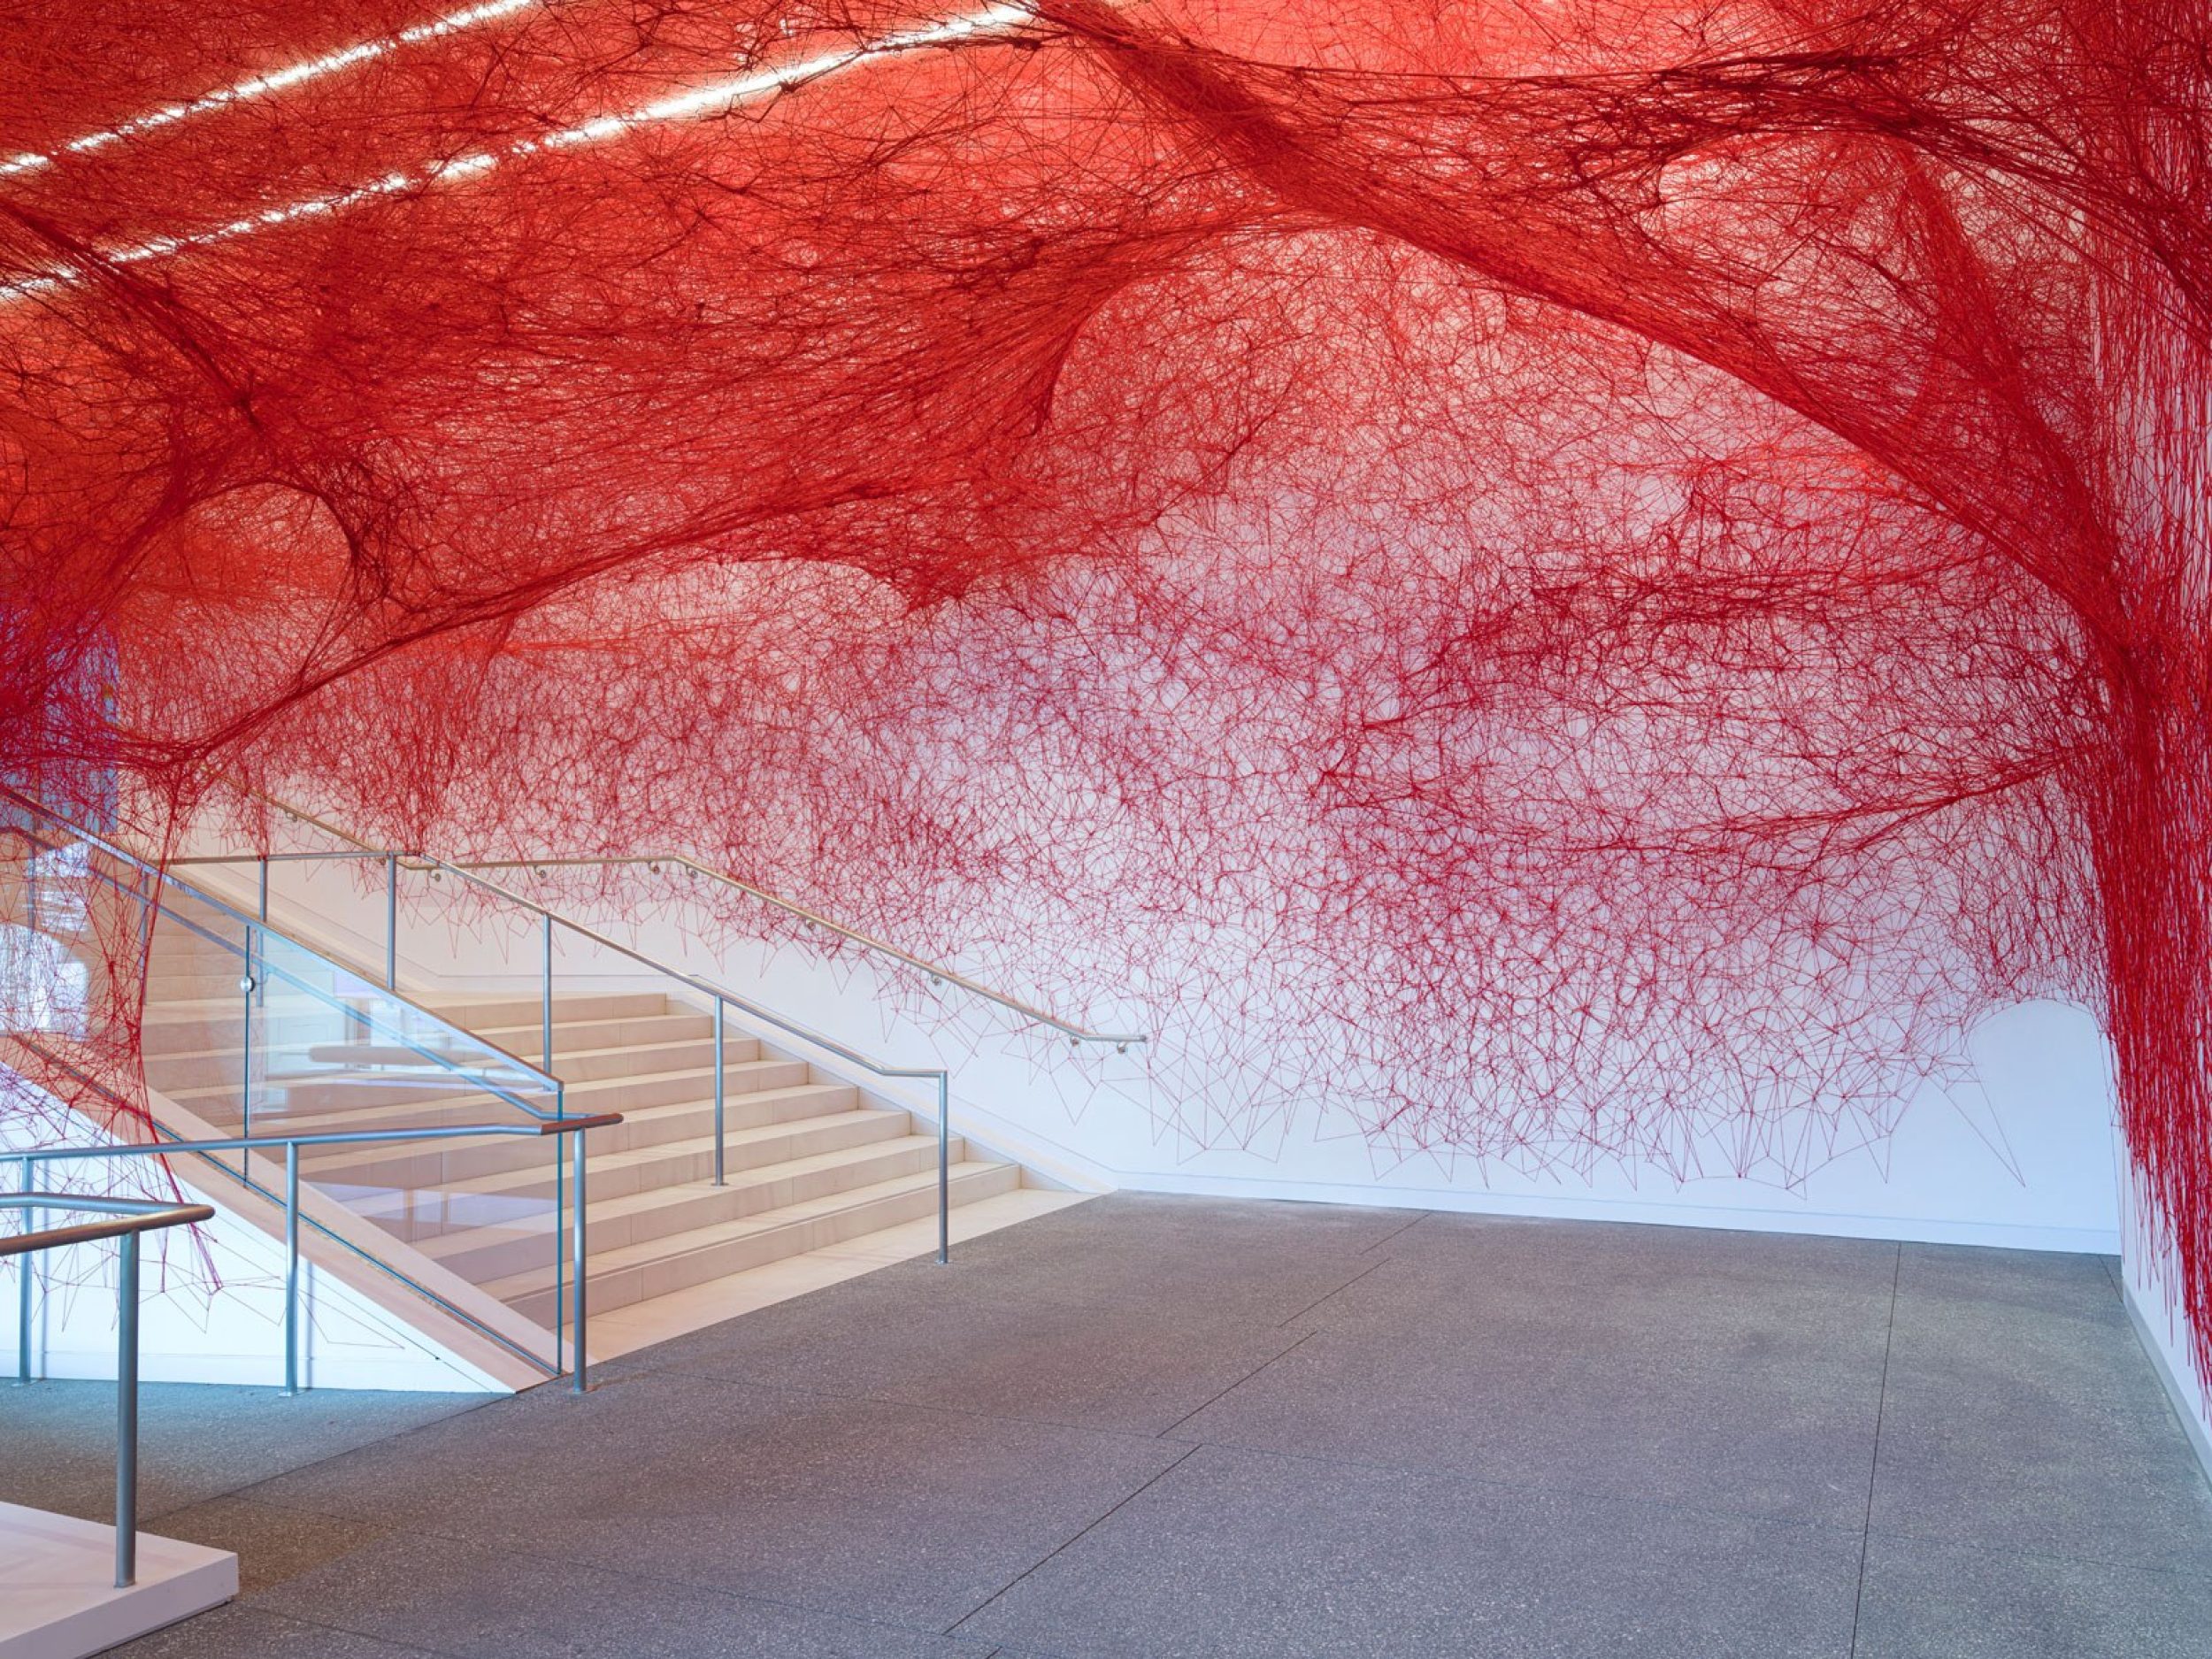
135 877 255 1138
280 1101 569 1375
63 841 570 1374
252 926 557 1125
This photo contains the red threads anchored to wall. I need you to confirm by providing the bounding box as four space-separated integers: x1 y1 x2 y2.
0 3 2206 1373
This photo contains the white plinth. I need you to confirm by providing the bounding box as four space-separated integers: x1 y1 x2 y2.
0 1501 236 1659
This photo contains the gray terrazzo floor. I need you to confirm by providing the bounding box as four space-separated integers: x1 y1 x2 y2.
5 1194 2209 1657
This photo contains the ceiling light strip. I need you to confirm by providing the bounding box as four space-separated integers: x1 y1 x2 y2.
2 4 1033 305
1 0 545 180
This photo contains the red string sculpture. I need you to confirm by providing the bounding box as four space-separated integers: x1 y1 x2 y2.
1 1 2207 1371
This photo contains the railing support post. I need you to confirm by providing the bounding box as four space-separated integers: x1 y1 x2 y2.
384 850 398 989
541 913 554 1073
936 1074 950 1266
242 923 256 1141
114 1231 140 1588
283 1142 301 1395
257 854 269 923
552 1093 565 1373
712 1000 726 1187
571 1128 589 1394
15 1156 32 1384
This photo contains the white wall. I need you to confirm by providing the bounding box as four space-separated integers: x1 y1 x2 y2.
204 854 2124 1252
1073 998 2123 1250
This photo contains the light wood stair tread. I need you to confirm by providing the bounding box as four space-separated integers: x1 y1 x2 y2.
481 1159 1014 1299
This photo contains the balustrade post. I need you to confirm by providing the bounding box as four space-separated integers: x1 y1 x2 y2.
241 925 256 1141
114 1232 141 1587
283 1142 302 1395
541 913 554 1072
14 1156 32 1384
571 1128 589 1394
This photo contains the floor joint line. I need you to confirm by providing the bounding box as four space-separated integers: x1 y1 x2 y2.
1159 1329 1318 1438
1277 1257 1392 1329
1360 1210 1433 1254
1848 1241 1904 1657
944 1442 1203 1635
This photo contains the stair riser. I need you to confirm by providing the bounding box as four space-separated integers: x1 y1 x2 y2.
316 1013 752 1066
142 1031 757 1094
146 942 247 972
139 1011 345 1056
232 1093 549 1141
310 1141 553 1195
475 1014 744 1055
517 1038 755 1086
349 1188 556 1252
142 1043 365 1092
143 1055 243 1096
304 1136 573 1194
586 1139 966 1260
586 1114 913 1202
298 1086 864 1182
256 1050 794 1115
142 998 723 1034
371 1134 959 1266
138 1037 466 1086
534 1063 817 1116
506 1164 1022 1322
143 972 249 996
190 1057 805 1129
299 1030 757 1079
305 1108 905 1199
419 992 671 1029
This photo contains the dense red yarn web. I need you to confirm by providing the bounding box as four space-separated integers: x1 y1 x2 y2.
0 2 2207 1364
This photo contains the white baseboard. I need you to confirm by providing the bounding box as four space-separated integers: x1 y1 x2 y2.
2122 1273 2212 1489
1112 1168 2122 1255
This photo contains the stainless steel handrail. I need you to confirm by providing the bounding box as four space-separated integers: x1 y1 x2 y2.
183 800 986 1263
12 1113 621 1397
0 787 563 1120
0 1196 217 1259
3 1194 213 1587
458 854 1151 1049
224 787 1148 1048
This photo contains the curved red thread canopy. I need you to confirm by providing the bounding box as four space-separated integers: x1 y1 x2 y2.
2 1 2207 1368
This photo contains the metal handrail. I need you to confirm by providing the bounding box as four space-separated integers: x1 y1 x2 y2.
0 787 563 1119
180 798 980 1263
0 1196 216 1260
460 854 1150 1048
221 787 1148 1049
4 1194 213 1588
12 1113 620 1398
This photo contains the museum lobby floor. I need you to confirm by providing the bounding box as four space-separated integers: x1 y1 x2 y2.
6 1193 2208 1658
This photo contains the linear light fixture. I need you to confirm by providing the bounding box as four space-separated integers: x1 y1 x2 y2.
1 0 547 180
0 4 1034 305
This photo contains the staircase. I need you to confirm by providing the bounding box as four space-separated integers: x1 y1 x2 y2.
134 903 1033 1361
